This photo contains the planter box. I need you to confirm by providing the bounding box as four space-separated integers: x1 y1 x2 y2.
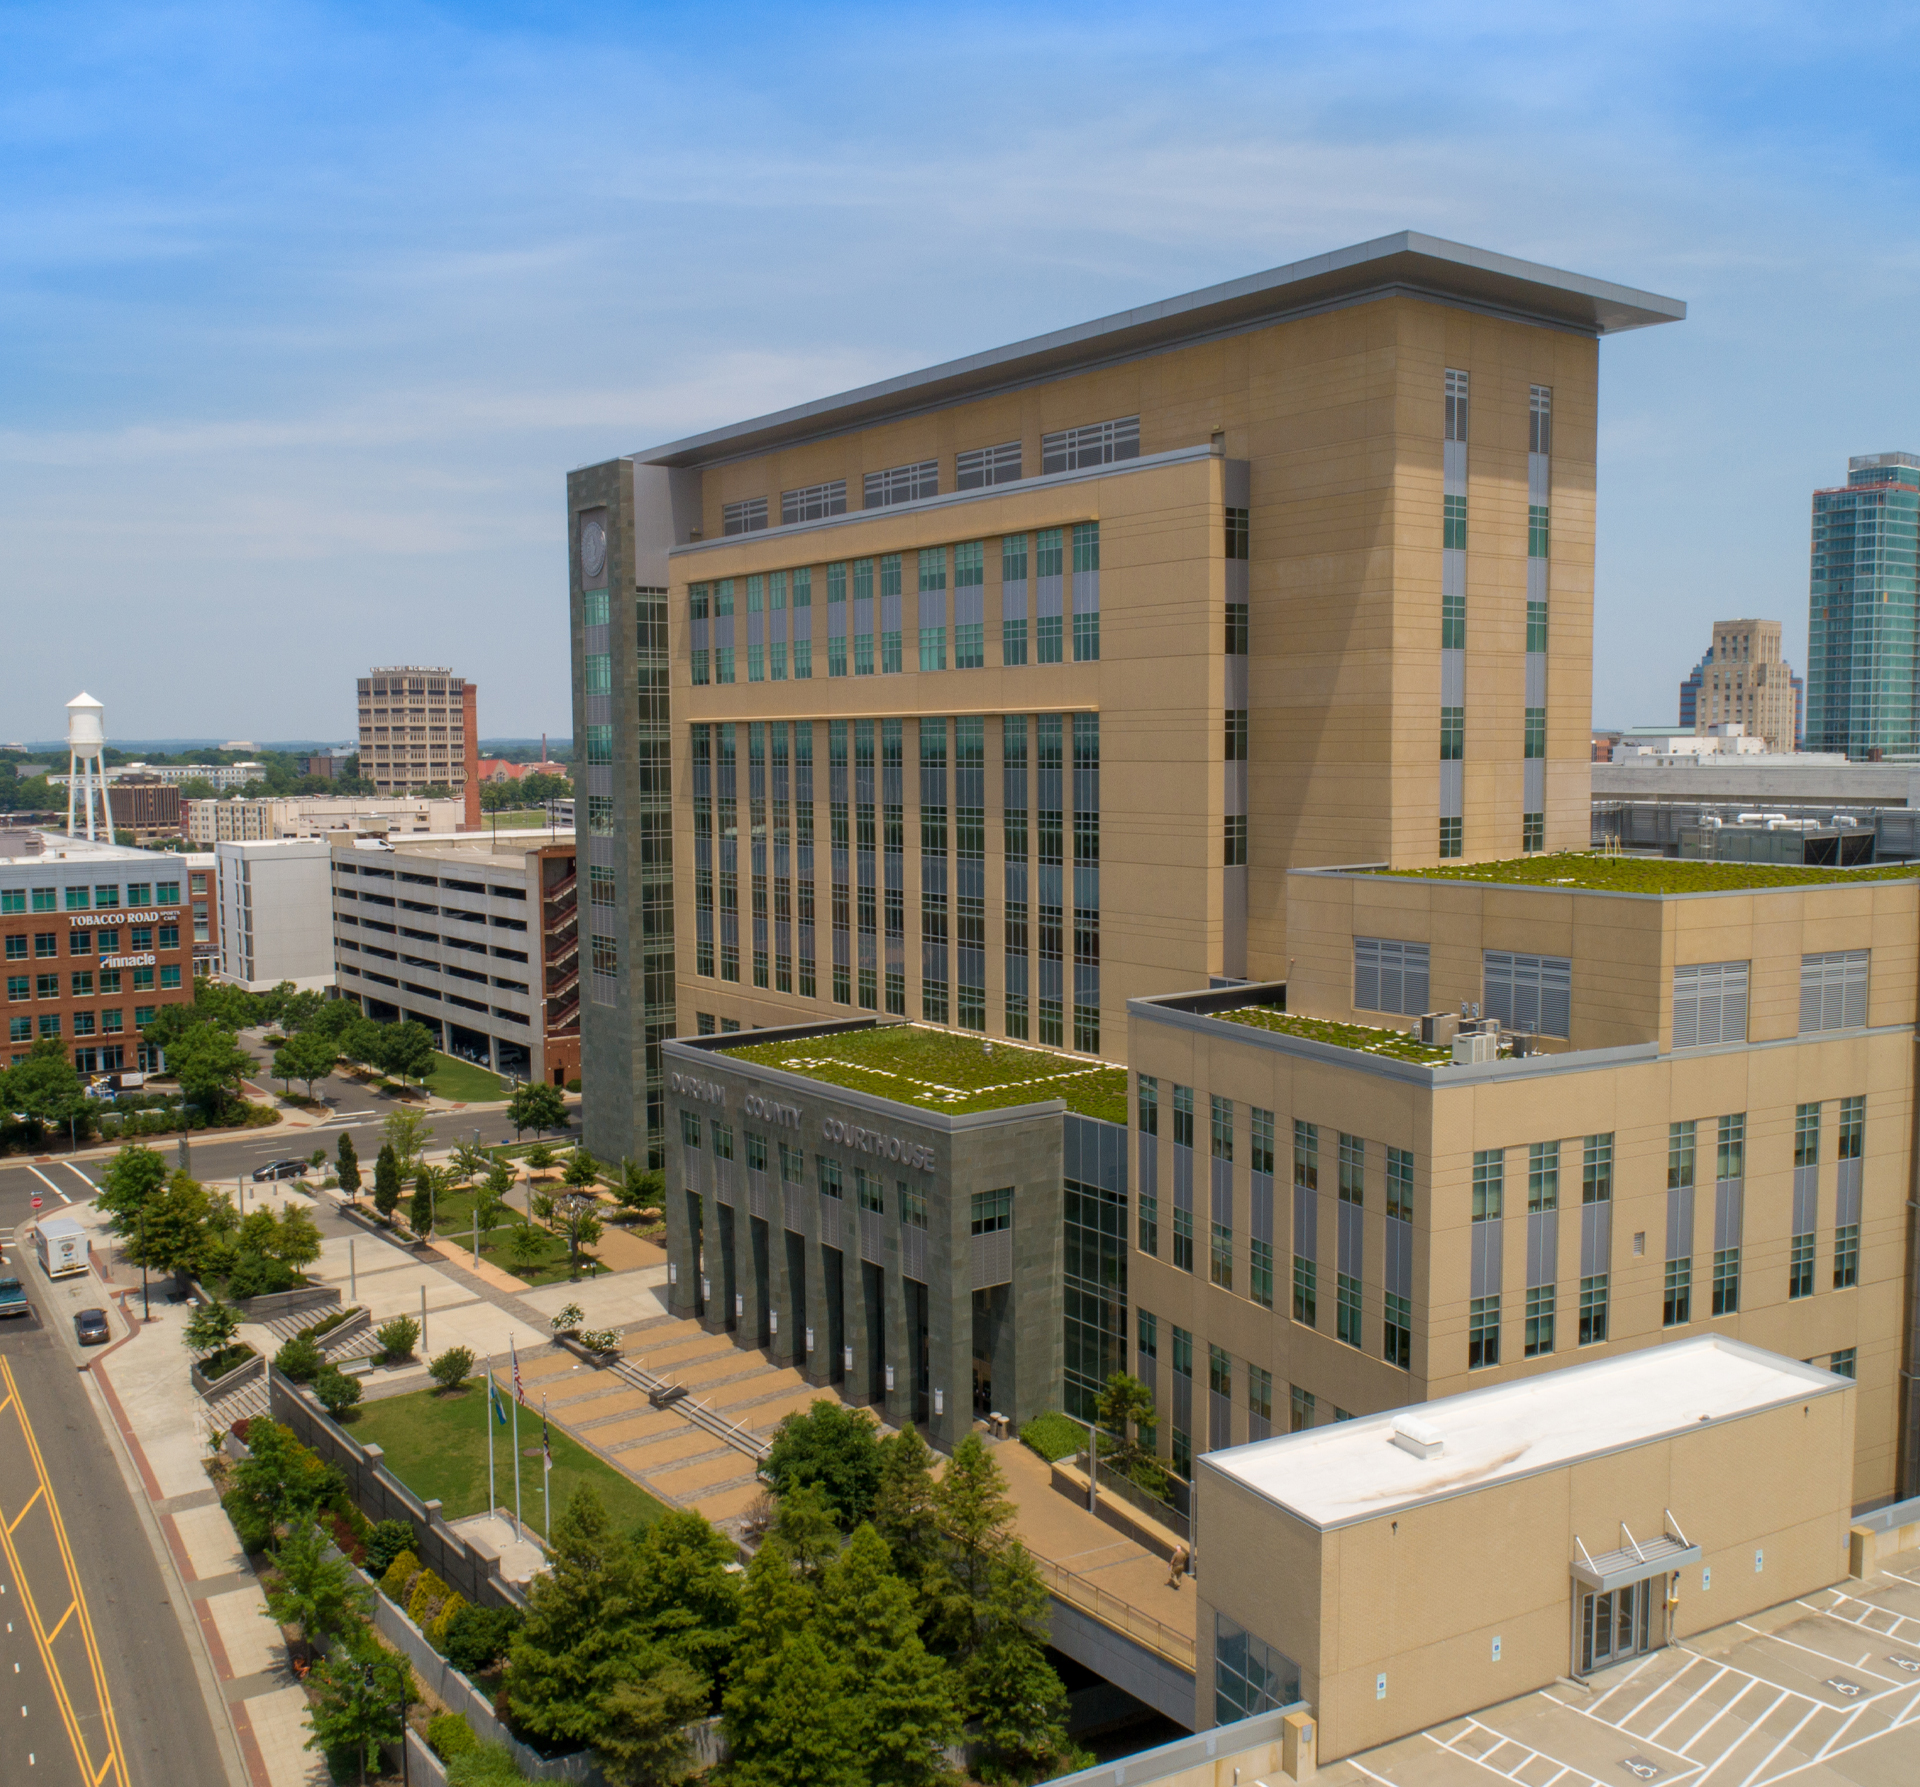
192 1349 263 1401
192 1278 341 1324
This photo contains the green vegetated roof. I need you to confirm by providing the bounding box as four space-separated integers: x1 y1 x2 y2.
1366 851 1920 895
722 1023 1128 1123
1220 1008 1453 1064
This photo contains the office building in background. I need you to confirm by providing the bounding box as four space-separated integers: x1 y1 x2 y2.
356 665 481 826
1807 452 1920 759
1680 618 1801 752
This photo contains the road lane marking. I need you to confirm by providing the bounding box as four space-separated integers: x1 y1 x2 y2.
0 1356 128 1787
60 1165 96 1193
23 1167 69 1205
6 1487 44 1534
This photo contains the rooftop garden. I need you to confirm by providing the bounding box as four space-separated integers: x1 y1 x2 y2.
1366 851 1920 895
722 1023 1129 1123
1219 1008 1454 1063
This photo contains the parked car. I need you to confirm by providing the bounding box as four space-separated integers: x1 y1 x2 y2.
73 1308 110 1346
0 1278 28 1320
251 1159 310 1182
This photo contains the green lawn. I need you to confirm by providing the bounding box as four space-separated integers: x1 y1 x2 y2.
481 808 570 831
413 1184 608 1284
346 1381 665 1536
723 1022 1128 1122
1371 851 1920 895
1221 1007 1453 1064
424 1052 511 1102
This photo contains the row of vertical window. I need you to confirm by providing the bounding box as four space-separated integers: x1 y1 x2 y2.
0 881 180 913
717 416 1143 534
1435 497 1551 557
9 1006 156 1042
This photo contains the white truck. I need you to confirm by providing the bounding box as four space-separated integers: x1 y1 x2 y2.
33 1216 89 1280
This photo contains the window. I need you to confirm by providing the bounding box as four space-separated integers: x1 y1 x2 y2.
781 480 846 524
956 441 1021 489
36 974 58 998
1387 1146 1414 1220
969 1187 1011 1235
1468 1296 1499 1368
1524 1285 1555 1357
584 653 612 695
1789 1233 1815 1300
1289 1384 1314 1432
1527 599 1547 654
1250 1108 1274 1175
1830 1347 1857 1380
1582 1134 1612 1203
1224 814 1247 866
679 1109 701 1148
1445 368 1469 442
1224 708 1248 761
1210 1095 1234 1161
1225 601 1249 655
1210 1221 1233 1290
1337 1133 1363 1203
1443 494 1467 550
1214 1614 1300 1729
1484 950 1571 1038
1839 1094 1864 1160
1292 1255 1316 1326
722 496 768 535
1717 1112 1745 1182
1834 1224 1859 1289
3 935 21 960
1522 812 1545 853
159 965 181 989
1440 706 1464 760
864 461 937 507
1673 960 1749 1048
1354 937 1430 1014
1529 384 1551 455
5 977 26 1002
1528 506 1549 558
1173 1205 1194 1274
857 1170 885 1214
94 884 120 908
1528 1141 1559 1211
32 889 55 912
1384 1291 1411 1368
1250 1236 1273 1309
1336 1274 1362 1347
1471 1150 1503 1222
1172 1084 1194 1149
1796 1101 1820 1168
7 1015 26 1042
1225 506 1249 559
0 891 20 914
1524 707 1546 759
1711 1248 1740 1316
38 1014 60 1038
1578 1274 1608 1345
745 1133 769 1174
1041 415 1139 473
1293 1119 1316 1188
134 1005 154 1025
1801 951 1868 1033
1439 817 1462 858
1247 1365 1272 1435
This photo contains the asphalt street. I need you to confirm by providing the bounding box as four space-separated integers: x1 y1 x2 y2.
0 1288 221 1787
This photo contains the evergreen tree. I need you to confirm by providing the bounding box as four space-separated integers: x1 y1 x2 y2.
629 1509 741 1692
596 1659 709 1787
721 1537 818 1763
928 1433 1015 1659
816 1525 962 1786
872 1422 944 1607
505 1486 649 1749
373 1143 402 1219
960 1542 1075 1782
771 1481 842 1581
727 1628 863 1787
335 1130 361 1197
409 1174 435 1237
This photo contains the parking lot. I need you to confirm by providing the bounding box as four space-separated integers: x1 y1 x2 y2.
1332 1549 1920 1787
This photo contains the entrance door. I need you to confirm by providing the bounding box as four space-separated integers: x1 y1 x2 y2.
1580 1578 1654 1673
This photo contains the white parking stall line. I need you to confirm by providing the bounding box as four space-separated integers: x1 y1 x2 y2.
1730 1701 1828 1787
1646 1660 1730 1742
1738 1620 1901 1686
1682 1678 1770 1760
1587 1651 1663 1717
1812 1589 1920 1643
1756 1683 1920 1787
23 1166 70 1205
1425 1721 1612 1787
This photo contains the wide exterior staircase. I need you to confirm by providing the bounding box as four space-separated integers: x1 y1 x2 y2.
202 1307 377 1431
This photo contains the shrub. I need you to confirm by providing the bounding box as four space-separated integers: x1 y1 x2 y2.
364 1521 416 1581
301 1307 354 1341
408 1566 451 1629
1019 1410 1084 1464
429 1346 475 1393
380 1550 421 1604
429 1590 468 1650
221 1485 273 1554
444 1603 523 1677
427 1711 480 1763
548 1302 584 1336
314 1366 362 1420
274 1331 325 1383
229 1416 255 1444
566 1077 581 1093
227 1251 296 1299
324 1509 367 1566
375 1316 419 1361
525 1142 555 1171
447 1742 531 1786
577 1329 620 1354
198 1342 256 1383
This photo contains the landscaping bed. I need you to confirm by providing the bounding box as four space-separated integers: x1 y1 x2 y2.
1373 849 1920 894
1219 1006 1454 1063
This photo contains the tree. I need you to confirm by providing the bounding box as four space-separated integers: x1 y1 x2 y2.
629 1510 741 1690
871 1423 944 1607
429 1346 474 1393
315 1366 362 1421
765 1400 885 1529
507 1081 567 1139
304 1628 409 1776
383 1020 437 1088
1096 1371 1160 1479
554 1194 604 1281
275 1030 338 1099
345 1015 387 1073
506 1486 650 1749
772 1482 842 1581
167 1024 256 1118
375 1316 419 1361
275 1330 325 1383
183 1297 240 1354
98 1142 169 1230
227 1419 337 1543
382 1107 436 1177
450 1140 492 1185
336 1131 361 1198
476 1161 514 1233
265 1203 322 1269
597 1660 709 1787
507 1222 547 1272
409 1169 438 1238
122 1172 218 1276
265 1518 370 1664
929 1433 1015 1656
816 1524 963 1786
1 1039 84 1135
563 1147 600 1190
372 1143 403 1220
721 1538 833 1777
615 1158 663 1216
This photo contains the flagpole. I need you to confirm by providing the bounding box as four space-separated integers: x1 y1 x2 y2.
542 1395 552 1539
511 1353 522 1542
486 1351 496 1527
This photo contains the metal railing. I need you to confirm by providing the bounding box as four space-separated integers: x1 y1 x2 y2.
1030 1550 1196 1672
1074 1451 1191 1542
605 1354 769 1463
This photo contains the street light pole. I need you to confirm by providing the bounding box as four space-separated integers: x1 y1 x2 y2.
139 1202 149 1322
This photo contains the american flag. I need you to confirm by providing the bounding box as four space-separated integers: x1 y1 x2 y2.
511 1338 524 1404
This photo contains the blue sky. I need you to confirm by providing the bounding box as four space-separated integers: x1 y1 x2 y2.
7 2 1920 739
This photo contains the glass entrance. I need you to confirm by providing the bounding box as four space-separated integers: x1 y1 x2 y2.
1580 1577 1654 1673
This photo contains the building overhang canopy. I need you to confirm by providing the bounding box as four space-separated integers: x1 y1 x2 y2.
1573 1533 1699 1593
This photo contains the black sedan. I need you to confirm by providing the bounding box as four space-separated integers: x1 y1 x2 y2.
251 1159 311 1182
74 1308 111 1346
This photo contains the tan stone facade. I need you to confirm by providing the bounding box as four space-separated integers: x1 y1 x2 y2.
1698 618 1797 752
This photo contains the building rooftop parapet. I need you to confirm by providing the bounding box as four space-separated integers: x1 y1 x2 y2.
1316 851 1920 898
692 1019 1127 1124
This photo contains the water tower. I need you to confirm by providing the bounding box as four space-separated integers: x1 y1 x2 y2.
66 692 109 841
